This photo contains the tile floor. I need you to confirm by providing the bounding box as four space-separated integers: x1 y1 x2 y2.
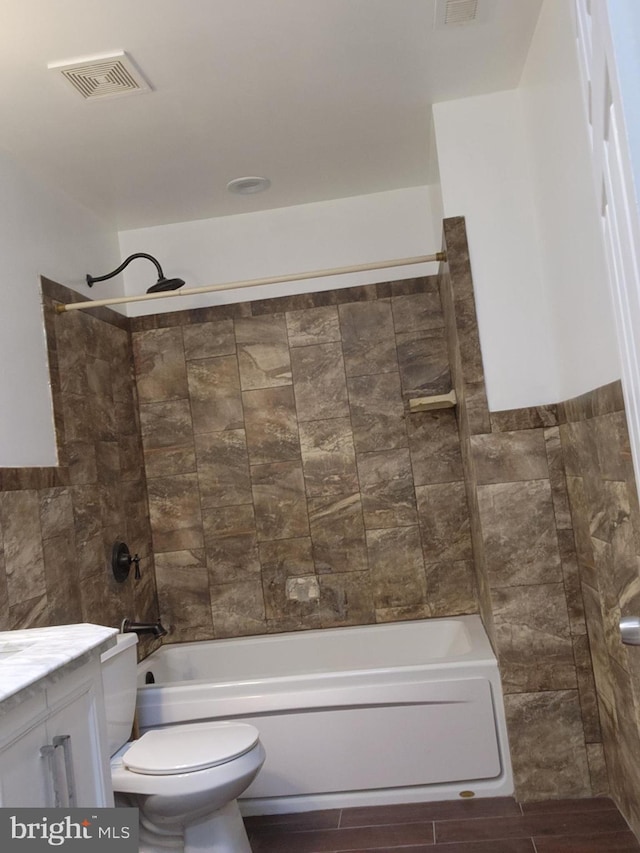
245 796 640 852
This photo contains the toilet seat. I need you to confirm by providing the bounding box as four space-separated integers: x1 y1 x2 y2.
122 722 260 776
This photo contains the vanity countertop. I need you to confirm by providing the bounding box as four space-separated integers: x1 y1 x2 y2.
0 623 118 706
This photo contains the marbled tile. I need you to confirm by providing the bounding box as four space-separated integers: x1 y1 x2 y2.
182 319 235 360
286 306 341 347
186 354 244 433
416 482 472 562
581 580 615 709
505 690 591 800
251 462 309 541
357 449 417 529
390 291 444 333
557 530 587 634
573 632 602 743
586 743 609 797
424 560 478 617
43 535 82 624
0 490 46 606
153 554 210 641
146 473 204 551
396 327 451 397
544 427 573 529
318 571 375 627
471 431 549 485
39 488 74 541
235 314 292 390
366 526 426 609
202 503 256 539
565 476 596 585
465 380 493 436
211 579 266 637
299 418 358 497
347 372 408 453
338 300 398 376
492 406 559 432
250 290 335 317
132 328 188 403
590 480 631 544
70 484 102 544
258 538 315 577
406 408 463 486
291 342 349 422
206 533 261 584
139 399 196 477
242 386 300 464
443 216 475 302
492 584 576 693
195 429 251 508
375 603 431 622
308 493 368 573
477 480 562 587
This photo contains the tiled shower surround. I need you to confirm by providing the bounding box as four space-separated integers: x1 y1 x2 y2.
0 219 639 831
130 276 476 638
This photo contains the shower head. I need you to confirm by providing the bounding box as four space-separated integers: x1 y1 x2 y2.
146 276 186 293
86 253 185 294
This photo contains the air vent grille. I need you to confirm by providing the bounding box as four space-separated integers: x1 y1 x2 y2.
435 0 481 27
48 52 151 101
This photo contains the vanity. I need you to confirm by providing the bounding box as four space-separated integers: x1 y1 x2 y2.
0 623 117 808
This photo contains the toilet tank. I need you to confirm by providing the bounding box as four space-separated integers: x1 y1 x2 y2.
100 632 139 757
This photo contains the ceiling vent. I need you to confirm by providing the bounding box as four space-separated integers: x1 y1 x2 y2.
435 0 482 27
48 52 151 101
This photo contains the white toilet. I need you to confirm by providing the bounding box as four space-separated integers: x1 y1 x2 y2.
101 632 265 853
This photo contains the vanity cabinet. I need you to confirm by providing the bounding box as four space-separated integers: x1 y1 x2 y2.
0 625 116 808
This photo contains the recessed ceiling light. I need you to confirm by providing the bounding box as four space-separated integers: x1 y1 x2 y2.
226 176 271 195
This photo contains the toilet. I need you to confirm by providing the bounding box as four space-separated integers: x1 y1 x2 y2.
100 632 265 853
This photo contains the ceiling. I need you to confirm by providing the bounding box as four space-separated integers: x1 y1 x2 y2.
0 0 542 231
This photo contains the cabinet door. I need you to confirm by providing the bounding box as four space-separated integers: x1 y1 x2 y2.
0 692 50 807
46 683 112 807
0 719 50 807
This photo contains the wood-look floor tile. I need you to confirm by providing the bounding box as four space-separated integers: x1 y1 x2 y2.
532 831 640 852
435 810 628 844
341 798 521 828
248 822 434 852
519 797 616 814
244 809 341 832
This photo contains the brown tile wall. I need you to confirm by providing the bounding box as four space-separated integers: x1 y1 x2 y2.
0 279 160 657
439 218 601 803
557 381 640 837
130 277 479 639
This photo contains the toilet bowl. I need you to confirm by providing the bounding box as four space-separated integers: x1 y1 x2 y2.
101 633 265 852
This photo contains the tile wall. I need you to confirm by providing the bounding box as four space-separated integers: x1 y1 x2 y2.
129 277 478 640
0 279 159 655
559 381 640 837
439 218 604 801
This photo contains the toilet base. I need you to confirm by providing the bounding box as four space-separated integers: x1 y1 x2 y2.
137 800 251 853
185 801 252 853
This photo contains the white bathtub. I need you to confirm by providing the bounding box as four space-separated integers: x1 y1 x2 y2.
135 615 513 814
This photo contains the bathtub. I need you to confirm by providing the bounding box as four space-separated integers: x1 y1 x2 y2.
135 615 513 814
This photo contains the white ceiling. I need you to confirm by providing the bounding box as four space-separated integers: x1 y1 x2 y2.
0 0 542 231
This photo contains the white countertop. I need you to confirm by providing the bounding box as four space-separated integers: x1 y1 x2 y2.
0 623 118 705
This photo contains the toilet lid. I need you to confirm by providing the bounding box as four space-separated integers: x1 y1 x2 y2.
122 722 260 776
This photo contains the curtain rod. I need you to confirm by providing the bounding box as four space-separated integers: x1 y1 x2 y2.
54 252 445 314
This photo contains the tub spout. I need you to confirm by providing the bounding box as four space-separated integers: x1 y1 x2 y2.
121 618 168 638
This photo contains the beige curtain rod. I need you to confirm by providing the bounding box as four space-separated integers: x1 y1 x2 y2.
54 252 445 314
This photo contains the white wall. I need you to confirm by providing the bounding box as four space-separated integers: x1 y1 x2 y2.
432 0 619 411
433 89 560 411
0 149 120 466
118 188 441 315
519 0 619 400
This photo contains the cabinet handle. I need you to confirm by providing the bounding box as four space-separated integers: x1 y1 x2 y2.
53 735 77 808
40 744 64 808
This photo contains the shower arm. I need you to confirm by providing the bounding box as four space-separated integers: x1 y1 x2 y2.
86 253 165 287
56 251 446 313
